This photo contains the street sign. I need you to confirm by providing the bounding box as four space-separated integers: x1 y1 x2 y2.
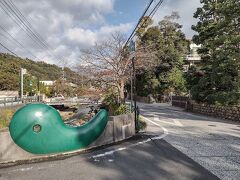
129 40 136 52
22 68 27 75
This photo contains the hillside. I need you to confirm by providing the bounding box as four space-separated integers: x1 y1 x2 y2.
0 53 83 91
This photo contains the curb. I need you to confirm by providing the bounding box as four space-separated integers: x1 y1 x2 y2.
0 128 8 133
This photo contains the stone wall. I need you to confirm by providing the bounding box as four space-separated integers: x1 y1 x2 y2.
172 96 240 122
172 96 189 109
191 103 240 122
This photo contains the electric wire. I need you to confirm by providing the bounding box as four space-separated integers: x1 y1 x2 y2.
0 0 65 65
0 2 44 50
124 0 155 49
0 41 18 56
124 0 164 49
7 0 66 65
0 1 53 53
0 24 40 60
7 0 53 51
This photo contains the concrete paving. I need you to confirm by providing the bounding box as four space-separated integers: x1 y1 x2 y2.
140 103 240 180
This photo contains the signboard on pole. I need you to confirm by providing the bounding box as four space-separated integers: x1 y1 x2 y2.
128 40 136 59
129 40 136 52
22 68 27 75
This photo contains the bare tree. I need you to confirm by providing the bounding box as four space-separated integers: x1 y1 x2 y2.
79 32 131 102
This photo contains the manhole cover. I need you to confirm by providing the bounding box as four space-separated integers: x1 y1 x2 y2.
208 125 216 127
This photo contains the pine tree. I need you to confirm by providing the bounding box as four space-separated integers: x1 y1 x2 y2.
192 0 240 105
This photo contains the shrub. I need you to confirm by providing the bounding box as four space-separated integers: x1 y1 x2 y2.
138 116 147 130
114 104 128 116
0 108 17 129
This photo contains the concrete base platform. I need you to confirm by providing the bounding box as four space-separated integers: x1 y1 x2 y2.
0 113 135 165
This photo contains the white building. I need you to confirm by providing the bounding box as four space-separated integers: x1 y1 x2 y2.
40 81 55 86
184 43 202 71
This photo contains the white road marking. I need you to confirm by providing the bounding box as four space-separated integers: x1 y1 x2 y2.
8 167 33 172
151 114 184 127
92 115 168 159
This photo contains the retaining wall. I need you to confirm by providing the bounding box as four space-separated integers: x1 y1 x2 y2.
171 96 240 122
191 103 240 122
172 96 189 109
0 113 135 163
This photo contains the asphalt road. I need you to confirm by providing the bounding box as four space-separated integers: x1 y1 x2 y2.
140 103 240 180
0 103 239 180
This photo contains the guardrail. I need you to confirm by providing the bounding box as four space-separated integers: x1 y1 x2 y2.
46 98 98 106
0 96 39 107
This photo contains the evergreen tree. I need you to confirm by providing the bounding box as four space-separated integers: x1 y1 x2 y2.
192 0 240 105
135 12 189 96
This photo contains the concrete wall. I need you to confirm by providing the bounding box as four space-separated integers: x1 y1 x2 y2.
0 113 135 163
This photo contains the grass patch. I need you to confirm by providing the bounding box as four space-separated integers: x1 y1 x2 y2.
0 107 17 129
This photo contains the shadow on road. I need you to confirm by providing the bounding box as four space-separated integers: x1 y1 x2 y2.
83 134 220 180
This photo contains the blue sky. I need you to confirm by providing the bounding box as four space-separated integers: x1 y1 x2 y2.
106 0 201 38
0 0 201 65
106 0 148 25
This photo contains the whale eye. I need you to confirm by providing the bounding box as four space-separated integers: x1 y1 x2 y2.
33 124 41 133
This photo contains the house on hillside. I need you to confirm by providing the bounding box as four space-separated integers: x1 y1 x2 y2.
183 42 202 71
40 81 55 86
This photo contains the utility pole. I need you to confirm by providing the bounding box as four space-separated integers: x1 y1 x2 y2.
62 67 65 80
130 67 133 112
20 68 27 99
131 57 138 132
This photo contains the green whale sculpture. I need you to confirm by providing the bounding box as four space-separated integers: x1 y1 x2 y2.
9 103 108 154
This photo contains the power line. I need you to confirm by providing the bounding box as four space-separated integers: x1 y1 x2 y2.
7 0 67 65
0 1 44 50
0 0 66 65
0 24 40 60
6 0 66 66
124 0 155 49
148 0 164 19
124 0 164 49
0 41 18 56
7 0 52 51
0 0 51 51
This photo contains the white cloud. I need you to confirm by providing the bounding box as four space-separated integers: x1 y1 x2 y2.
153 0 201 39
65 28 96 46
0 0 201 67
0 0 128 66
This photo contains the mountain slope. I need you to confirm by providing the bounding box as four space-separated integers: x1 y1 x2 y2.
0 53 82 90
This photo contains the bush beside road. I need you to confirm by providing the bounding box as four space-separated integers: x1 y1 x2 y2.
0 107 17 129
